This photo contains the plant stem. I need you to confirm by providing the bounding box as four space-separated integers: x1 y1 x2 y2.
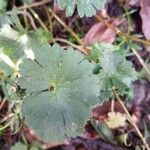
124 8 132 35
0 98 7 110
95 15 150 75
48 8 83 45
28 8 49 31
18 0 52 10
53 38 88 54
22 4 28 29
113 90 150 150
131 48 150 76
95 15 150 46
44 6 53 33
6 10 37 29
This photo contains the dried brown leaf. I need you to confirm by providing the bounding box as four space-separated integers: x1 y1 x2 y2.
92 101 125 121
83 19 120 46
140 0 150 39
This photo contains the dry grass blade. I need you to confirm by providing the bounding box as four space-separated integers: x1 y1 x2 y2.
113 90 150 150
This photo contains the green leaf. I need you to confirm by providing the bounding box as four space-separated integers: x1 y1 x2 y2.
9 7 26 32
0 14 24 61
18 44 100 141
90 43 137 99
99 51 136 89
0 0 7 11
12 143 37 150
12 143 27 150
58 0 106 17
91 118 114 142
34 28 53 43
0 18 50 62
22 0 33 4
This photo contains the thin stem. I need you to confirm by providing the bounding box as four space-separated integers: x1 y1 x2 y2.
95 15 150 46
44 6 53 33
0 114 14 123
131 48 150 76
113 90 150 150
28 8 49 31
53 38 88 54
18 0 51 10
48 8 83 45
124 8 132 35
0 98 6 110
6 11 37 29
0 118 14 131
111 98 115 112
95 15 150 75
22 4 28 29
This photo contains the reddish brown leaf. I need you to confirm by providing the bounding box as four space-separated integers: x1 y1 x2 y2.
140 0 150 39
83 19 120 46
92 101 126 121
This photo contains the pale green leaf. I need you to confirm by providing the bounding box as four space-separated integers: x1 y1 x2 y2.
58 0 106 17
0 0 7 11
12 143 37 150
91 118 114 142
18 44 100 141
89 43 137 99
22 0 33 4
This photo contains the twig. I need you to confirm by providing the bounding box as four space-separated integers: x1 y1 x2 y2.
0 98 6 110
131 48 150 76
6 10 37 29
28 8 49 31
44 6 53 32
113 90 150 150
53 38 88 54
95 15 150 75
48 8 83 45
18 0 51 10
0 113 14 123
124 8 132 35
95 15 150 46
22 4 28 29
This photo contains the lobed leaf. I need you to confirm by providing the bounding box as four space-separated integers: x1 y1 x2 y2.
58 0 106 17
89 43 137 99
18 44 100 141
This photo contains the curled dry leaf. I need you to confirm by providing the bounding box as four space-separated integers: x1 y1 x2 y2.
105 112 127 129
140 0 150 39
92 101 126 121
83 18 121 46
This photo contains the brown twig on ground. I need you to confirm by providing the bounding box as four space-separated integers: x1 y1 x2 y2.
113 90 150 150
0 98 7 110
95 15 150 76
131 48 150 76
6 10 37 29
48 8 83 45
95 15 150 46
44 6 54 33
28 8 49 31
53 38 88 54
18 0 52 10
